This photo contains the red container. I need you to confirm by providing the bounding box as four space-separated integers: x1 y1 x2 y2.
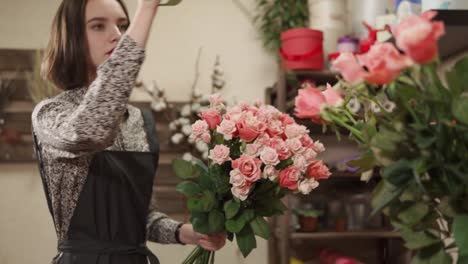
280 28 324 70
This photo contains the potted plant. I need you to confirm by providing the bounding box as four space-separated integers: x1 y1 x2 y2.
294 208 323 232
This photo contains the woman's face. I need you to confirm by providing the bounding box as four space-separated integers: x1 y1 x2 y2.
85 0 129 68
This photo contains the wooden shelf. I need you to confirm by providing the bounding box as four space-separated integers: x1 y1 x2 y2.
290 231 400 240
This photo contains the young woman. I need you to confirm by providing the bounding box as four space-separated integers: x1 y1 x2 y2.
32 0 226 263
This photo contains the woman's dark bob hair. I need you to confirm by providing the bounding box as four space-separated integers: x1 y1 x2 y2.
41 0 130 90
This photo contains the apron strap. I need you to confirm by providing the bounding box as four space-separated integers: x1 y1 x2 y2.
31 128 57 227
58 240 160 264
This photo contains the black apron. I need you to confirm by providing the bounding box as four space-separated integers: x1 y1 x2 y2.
33 110 160 264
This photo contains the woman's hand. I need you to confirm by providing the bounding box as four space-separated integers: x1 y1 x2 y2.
178 224 227 251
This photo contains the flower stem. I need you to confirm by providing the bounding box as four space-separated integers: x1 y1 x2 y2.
328 113 365 143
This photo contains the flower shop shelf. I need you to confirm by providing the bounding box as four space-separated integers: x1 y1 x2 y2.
290 231 401 240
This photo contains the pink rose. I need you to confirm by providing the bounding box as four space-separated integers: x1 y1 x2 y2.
306 160 331 180
286 138 304 154
263 165 278 181
278 166 301 190
229 169 247 186
303 148 318 164
201 133 211 144
292 154 308 171
209 93 224 110
312 141 325 153
190 120 209 142
200 108 222 130
236 112 266 142
332 52 367 84
266 120 284 138
231 184 251 201
278 113 295 127
216 119 237 140
357 43 413 85
255 133 271 146
284 124 309 139
298 178 319 195
244 143 262 157
294 86 326 124
269 137 291 160
209 145 231 165
299 135 314 148
259 147 280 166
232 155 262 182
224 106 243 123
393 11 445 64
322 83 343 107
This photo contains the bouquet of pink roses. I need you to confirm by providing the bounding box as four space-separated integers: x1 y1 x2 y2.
172 94 330 263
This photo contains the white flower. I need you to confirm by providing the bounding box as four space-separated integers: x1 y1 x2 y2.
181 105 192 117
383 101 396 113
182 152 193 161
370 101 381 113
151 101 167 112
196 141 209 152
298 178 319 195
191 103 201 112
179 118 191 125
182 125 192 136
193 88 202 98
171 133 184 144
202 150 209 160
188 136 195 144
346 97 361 114
169 121 178 131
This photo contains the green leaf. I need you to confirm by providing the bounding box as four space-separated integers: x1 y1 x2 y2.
382 159 413 187
176 181 202 196
191 213 209 234
250 216 270 240
446 56 468 95
224 200 241 219
453 215 468 257
400 229 439 250
242 209 255 223
208 210 225 233
371 180 405 216
458 255 468 264
187 191 215 212
397 203 429 226
236 225 257 258
225 216 246 233
172 159 198 179
452 97 468 125
411 245 452 264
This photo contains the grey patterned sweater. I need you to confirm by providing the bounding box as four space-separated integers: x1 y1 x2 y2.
31 35 181 243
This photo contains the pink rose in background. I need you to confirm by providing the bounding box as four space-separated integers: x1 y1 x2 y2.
279 166 301 190
292 154 308 171
201 133 211 144
298 178 319 195
286 138 304 154
229 169 247 187
245 143 262 157
263 165 278 181
259 147 280 166
209 93 225 110
332 52 367 84
190 120 209 141
322 83 344 107
200 108 222 129
300 135 314 148
209 145 231 165
278 113 295 127
357 42 413 85
232 155 262 182
236 112 266 142
306 160 331 180
312 141 325 153
294 86 326 124
231 184 251 201
393 11 445 64
269 137 291 160
285 124 309 139
303 148 318 164
266 119 284 137
216 119 237 140
224 105 243 123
